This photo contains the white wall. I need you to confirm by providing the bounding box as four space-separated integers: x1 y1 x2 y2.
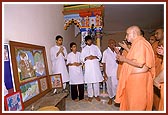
63 24 75 53
4 4 74 74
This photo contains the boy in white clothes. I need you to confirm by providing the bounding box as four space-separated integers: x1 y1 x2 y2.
67 42 84 101
50 35 69 91
81 35 104 102
102 39 118 105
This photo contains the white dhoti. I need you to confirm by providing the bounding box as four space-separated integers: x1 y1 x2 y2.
87 82 100 97
106 76 118 98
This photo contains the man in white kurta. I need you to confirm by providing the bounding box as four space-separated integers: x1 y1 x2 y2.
50 35 69 90
102 39 118 105
67 51 84 85
81 35 104 102
67 42 84 101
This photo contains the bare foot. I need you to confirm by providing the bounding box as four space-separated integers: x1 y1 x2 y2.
95 96 101 101
74 99 79 102
79 99 85 101
86 97 93 102
108 99 112 105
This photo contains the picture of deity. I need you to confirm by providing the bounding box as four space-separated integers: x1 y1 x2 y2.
4 45 9 61
16 49 36 82
50 74 63 88
5 91 23 111
85 16 90 27
40 77 47 91
96 15 100 26
81 17 85 27
33 50 46 77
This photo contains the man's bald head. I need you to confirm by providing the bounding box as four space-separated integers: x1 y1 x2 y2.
125 26 141 43
156 28 164 32
108 39 116 45
108 39 116 50
127 26 141 36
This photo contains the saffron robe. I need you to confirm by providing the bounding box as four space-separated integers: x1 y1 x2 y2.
117 50 128 80
115 36 155 111
152 41 163 77
152 41 163 110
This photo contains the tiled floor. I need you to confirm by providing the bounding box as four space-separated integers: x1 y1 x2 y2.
66 90 120 111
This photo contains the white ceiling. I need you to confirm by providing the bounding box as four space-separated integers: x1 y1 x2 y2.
103 4 164 33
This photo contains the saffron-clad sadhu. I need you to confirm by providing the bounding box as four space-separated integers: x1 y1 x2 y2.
152 28 163 77
115 26 155 111
154 40 164 111
157 43 164 111
153 28 164 110
152 41 163 77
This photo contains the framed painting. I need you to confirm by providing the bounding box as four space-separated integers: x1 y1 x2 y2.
20 80 39 102
9 41 50 107
4 91 24 111
16 49 36 83
33 50 46 77
4 44 15 95
50 74 63 89
40 77 48 92
10 41 48 84
4 44 9 61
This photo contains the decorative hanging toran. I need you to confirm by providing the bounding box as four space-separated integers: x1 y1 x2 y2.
63 4 104 48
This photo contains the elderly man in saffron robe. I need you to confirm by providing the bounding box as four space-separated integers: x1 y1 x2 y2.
115 26 155 111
